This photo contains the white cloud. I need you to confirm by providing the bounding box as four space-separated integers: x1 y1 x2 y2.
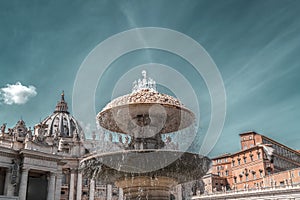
0 82 37 105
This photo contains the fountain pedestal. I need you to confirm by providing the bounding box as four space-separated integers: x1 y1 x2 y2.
116 176 177 200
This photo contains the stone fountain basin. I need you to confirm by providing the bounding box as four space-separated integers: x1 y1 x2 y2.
97 103 195 134
80 149 211 184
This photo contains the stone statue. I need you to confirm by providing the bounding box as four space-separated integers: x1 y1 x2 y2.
8 128 13 136
11 159 20 185
131 70 157 93
132 80 138 92
142 70 147 78
142 70 147 86
1 123 6 134
137 78 142 88
38 126 45 137
24 134 30 143
12 130 17 141
25 128 33 141
35 127 45 143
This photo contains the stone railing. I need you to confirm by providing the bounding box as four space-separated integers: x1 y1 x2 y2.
192 182 300 199
0 139 13 148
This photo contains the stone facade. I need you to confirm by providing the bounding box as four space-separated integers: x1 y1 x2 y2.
193 132 300 199
0 93 124 200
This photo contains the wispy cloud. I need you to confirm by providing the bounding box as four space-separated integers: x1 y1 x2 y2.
0 82 37 105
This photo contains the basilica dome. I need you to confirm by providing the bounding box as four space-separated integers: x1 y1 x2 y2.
34 92 84 140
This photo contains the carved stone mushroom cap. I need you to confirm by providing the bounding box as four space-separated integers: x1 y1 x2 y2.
97 89 195 134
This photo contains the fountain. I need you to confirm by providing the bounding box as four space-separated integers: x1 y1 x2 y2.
80 70 211 199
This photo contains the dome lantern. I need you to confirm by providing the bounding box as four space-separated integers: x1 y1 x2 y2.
54 91 69 114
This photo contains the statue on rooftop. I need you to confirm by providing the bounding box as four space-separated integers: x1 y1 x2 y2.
1 123 6 134
26 128 33 141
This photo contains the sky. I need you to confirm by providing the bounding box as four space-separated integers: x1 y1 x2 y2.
0 0 300 157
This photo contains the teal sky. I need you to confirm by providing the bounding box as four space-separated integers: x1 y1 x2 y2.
0 0 300 156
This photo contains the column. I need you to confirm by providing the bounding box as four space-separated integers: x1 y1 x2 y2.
118 188 123 200
107 184 112 200
69 170 75 200
4 168 14 196
55 172 63 200
47 172 56 200
18 168 29 200
89 179 95 200
176 184 182 200
76 172 82 200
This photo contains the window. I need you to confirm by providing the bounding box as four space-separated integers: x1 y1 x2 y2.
239 175 243 182
253 173 256 179
245 174 249 181
225 170 229 176
298 171 300 177
234 177 237 184
249 136 252 140
62 173 67 185
280 181 285 186
259 170 263 177
83 178 89 186
238 159 241 165
257 152 261 159
217 172 220 176
250 154 254 161
243 157 247 164
232 160 235 167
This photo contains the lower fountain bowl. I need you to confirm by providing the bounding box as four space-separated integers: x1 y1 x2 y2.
80 149 211 184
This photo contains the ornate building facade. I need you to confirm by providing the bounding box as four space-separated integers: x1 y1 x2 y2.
193 132 300 199
0 93 120 200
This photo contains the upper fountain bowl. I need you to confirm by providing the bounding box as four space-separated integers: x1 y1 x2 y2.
97 70 195 135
